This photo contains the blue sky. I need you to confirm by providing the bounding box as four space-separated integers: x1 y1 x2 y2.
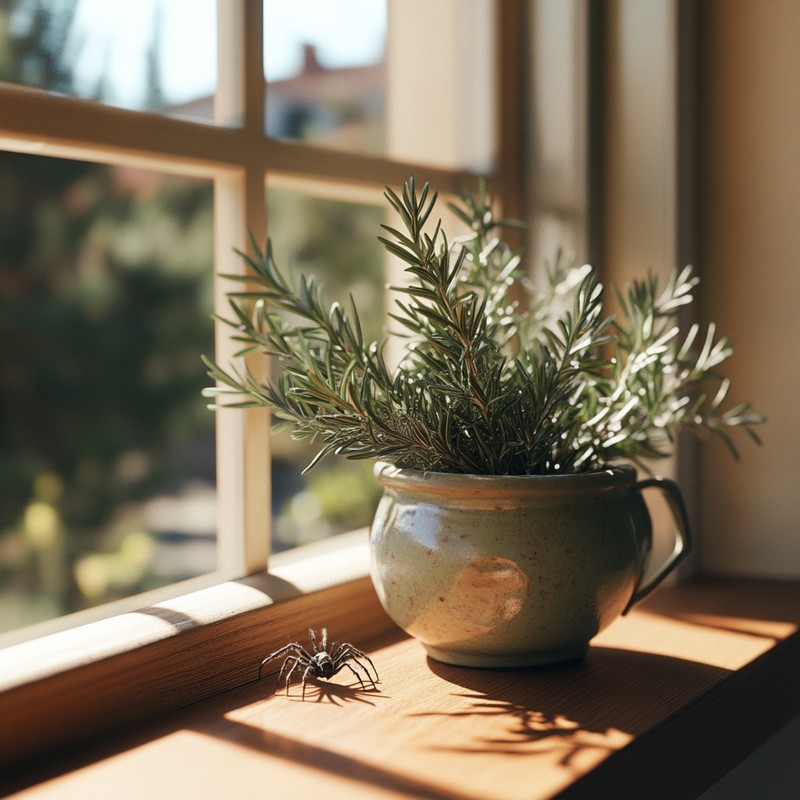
69 0 387 107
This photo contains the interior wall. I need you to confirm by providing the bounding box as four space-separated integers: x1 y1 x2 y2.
698 0 800 576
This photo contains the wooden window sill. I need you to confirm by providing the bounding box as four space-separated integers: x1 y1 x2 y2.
3 578 800 800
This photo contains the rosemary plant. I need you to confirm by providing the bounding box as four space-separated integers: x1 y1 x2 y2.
203 178 763 475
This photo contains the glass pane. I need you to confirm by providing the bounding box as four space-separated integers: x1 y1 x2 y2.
0 0 219 123
265 181 386 551
263 0 495 171
0 150 216 634
264 0 386 156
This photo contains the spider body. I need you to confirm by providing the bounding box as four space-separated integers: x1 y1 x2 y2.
259 628 379 697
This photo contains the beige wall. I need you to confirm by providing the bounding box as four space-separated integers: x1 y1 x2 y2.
699 0 800 576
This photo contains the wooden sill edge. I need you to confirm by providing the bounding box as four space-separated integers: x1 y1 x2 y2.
0 530 393 769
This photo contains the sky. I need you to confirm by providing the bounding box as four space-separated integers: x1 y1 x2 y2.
68 0 387 109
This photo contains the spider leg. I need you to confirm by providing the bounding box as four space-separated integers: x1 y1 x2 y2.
309 628 319 654
320 627 328 652
355 658 380 689
331 652 378 690
259 643 309 680
338 661 368 690
335 644 380 684
279 655 306 694
300 664 316 699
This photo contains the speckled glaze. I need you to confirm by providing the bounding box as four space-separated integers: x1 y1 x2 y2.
370 462 690 668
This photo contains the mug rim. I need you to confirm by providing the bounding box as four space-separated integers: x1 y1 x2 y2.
374 460 638 498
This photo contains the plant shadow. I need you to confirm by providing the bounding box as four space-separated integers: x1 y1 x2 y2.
418 645 730 768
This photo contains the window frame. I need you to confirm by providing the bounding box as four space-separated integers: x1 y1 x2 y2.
0 0 491 636
0 0 608 768
0 0 511 744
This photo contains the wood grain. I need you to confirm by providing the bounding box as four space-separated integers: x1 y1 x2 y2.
3 579 799 800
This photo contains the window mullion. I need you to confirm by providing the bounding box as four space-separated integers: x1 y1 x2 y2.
213 0 270 576
212 172 270 578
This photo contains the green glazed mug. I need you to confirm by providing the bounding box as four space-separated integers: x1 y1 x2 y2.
370 462 691 668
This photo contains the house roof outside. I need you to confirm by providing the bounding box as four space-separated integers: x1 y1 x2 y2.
170 43 386 154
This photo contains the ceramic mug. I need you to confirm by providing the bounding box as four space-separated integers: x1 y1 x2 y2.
370 462 691 668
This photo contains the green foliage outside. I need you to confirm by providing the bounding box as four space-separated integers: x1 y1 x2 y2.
0 0 216 631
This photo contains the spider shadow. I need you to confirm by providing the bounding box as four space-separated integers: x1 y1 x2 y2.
274 676 386 706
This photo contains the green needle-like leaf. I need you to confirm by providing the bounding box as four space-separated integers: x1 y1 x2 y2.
203 178 764 475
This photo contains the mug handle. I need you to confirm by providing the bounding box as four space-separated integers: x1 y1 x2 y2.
622 476 692 615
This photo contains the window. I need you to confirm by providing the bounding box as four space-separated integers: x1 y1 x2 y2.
0 1 722 780
0 0 504 644
0 0 224 640
2 0 657 767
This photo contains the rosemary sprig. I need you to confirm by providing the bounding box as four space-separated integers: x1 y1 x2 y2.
203 177 763 474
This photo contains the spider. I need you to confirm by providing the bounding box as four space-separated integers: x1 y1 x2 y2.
258 628 380 697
